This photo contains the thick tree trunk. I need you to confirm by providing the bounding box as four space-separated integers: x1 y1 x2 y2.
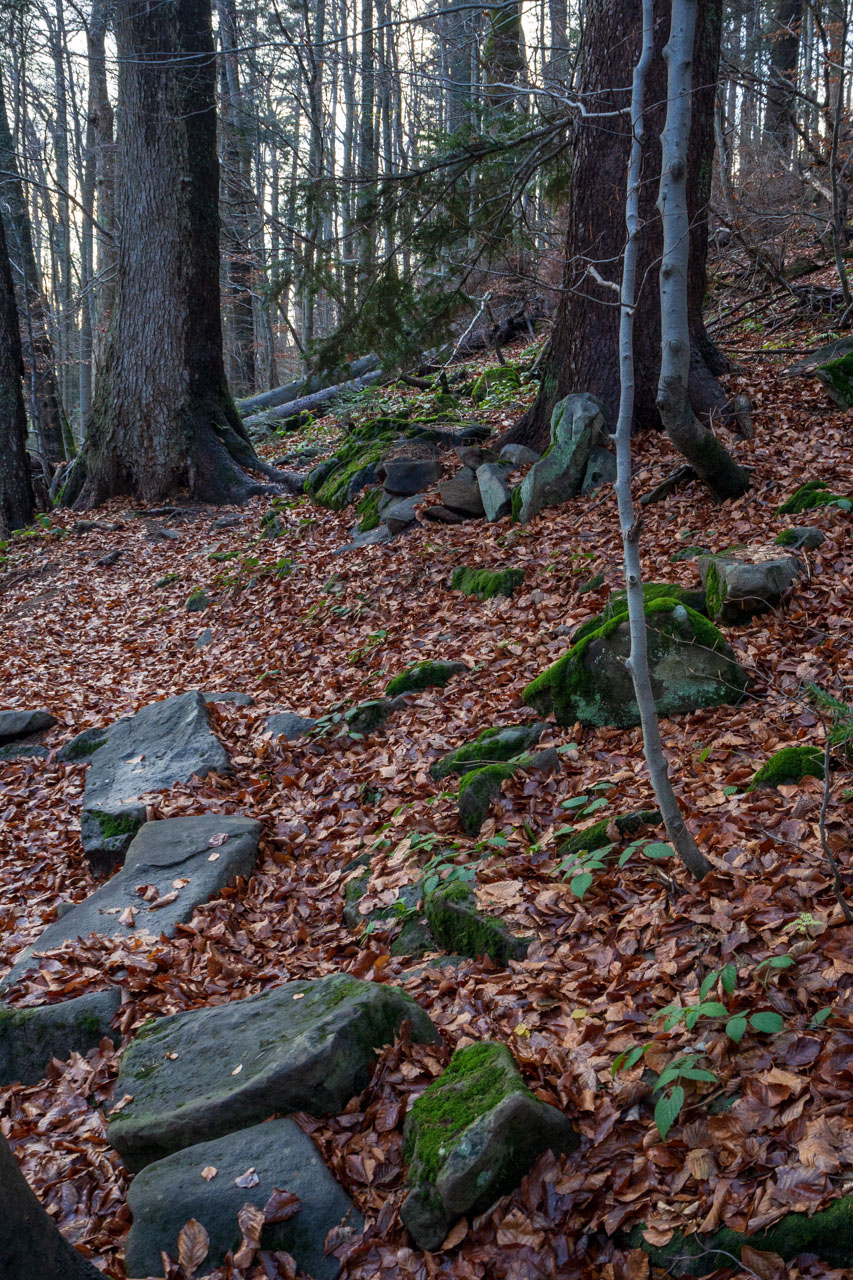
88 0 116 367
65 0 285 508
0 214 34 535
508 0 730 454
0 1134 102 1280
764 0 802 159
0 75 68 465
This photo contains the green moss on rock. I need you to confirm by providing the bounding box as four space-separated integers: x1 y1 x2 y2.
749 745 824 790
403 1043 528 1183
431 723 545 781
776 478 849 514
451 565 525 599
97 811 142 839
425 879 528 961
385 660 466 697
356 488 382 532
510 486 523 523
558 809 662 857
573 582 707 645
471 365 521 405
456 764 516 836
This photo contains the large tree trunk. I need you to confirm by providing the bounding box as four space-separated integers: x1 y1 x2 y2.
0 75 68 465
508 0 731 454
764 0 803 159
0 213 34 535
65 0 285 508
0 1134 102 1280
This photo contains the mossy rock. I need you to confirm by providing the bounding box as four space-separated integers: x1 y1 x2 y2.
451 565 525 600
431 722 547 781
578 572 605 594
628 1190 853 1275
523 600 750 729
425 880 528 963
186 591 212 612
306 426 396 511
776 478 851 514
471 365 521 404
816 348 853 408
385 660 467 697
749 745 824 790
0 988 121 1086
400 1042 577 1251
774 526 825 550
344 697 399 736
572 582 707 645
456 764 516 836
356 487 382 532
558 808 662 857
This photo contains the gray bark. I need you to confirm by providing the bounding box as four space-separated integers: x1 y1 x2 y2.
237 353 379 413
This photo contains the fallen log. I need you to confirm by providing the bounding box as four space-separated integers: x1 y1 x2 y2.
243 370 384 429
237 354 380 416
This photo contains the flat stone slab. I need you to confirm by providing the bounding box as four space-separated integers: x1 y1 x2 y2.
0 988 121 1085
108 973 438 1170
0 709 57 744
124 1119 360 1279
2 817 260 992
64 691 233 872
265 711 317 740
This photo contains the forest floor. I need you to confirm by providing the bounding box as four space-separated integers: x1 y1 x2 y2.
1 267 853 1280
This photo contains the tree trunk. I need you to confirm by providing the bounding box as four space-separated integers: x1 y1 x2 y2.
0 74 68 464
483 1 525 112
0 212 34 535
764 0 803 159
87 0 116 366
64 0 284 508
508 0 732 456
0 1134 101 1280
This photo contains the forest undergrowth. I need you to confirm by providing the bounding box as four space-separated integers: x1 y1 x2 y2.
0 291 852 1280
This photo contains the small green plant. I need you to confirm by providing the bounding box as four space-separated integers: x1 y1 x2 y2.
347 628 389 664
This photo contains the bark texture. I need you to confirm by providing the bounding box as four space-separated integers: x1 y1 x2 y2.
509 0 728 452
0 213 34 535
0 1134 102 1280
65 0 280 508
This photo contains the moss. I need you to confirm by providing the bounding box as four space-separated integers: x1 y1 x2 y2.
523 599 737 728
749 745 824 790
670 545 710 562
356 487 382 532
431 724 544 781
471 365 521 405
776 478 847 514
704 561 724 618
403 1043 528 1183
510 486 523 523
63 734 106 760
186 591 211 612
573 582 707 645
96 811 141 839
78 1012 103 1035
155 573 180 588
451 565 525 600
774 528 799 547
817 350 853 406
629 1190 853 1274
385 660 465 697
558 809 662 857
457 764 516 836
578 572 605 594
345 698 394 735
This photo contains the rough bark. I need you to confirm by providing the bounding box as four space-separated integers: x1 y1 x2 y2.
65 0 286 508
0 1133 102 1280
87 0 117 367
764 0 802 159
236 354 380 414
0 74 68 464
0 213 34 535
508 0 729 453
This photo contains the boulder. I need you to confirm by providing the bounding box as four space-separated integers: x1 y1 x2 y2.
332 526 393 554
425 883 528 963
385 660 466 697
194 628 214 649
265 711 317 740
345 697 400 735
476 463 513 521
431 722 547 781
186 591 212 612
471 365 521 404
523 600 751 728
581 445 617 495
383 493 427 534
0 743 48 761
124 1119 361 1280
815 349 853 408
0 710 57 744
379 458 441 495
401 1043 577 1251
0 988 121 1085
455 446 497 469
572 582 707 645
499 443 540 467
775 526 825 550
437 477 485 518
68 692 232 873
452 422 492 444
108 974 438 1170
699 548 801 621
421 504 467 524
517 393 607 524
1 817 261 992
450 565 524 600
558 809 661 857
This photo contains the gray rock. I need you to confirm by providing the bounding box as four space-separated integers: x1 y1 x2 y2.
2 817 261 992
421 504 467 524
476 463 512 521
499 444 540 467
437 477 485 518
195 628 214 649
383 494 427 534
0 709 57 744
0 743 48 761
0 988 121 1086
186 591 212 612
124 1119 361 1280
425 883 529 963
344 697 400 735
202 691 255 706
401 1042 577 1251
452 422 492 444
345 462 377 504
380 458 441 495
455 446 497 469
776 526 825 551
108 973 438 1170
581 445 617 495
212 515 249 529
698 549 801 621
78 692 233 872
333 526 392 554
265 711 316 740
518 393 607 523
